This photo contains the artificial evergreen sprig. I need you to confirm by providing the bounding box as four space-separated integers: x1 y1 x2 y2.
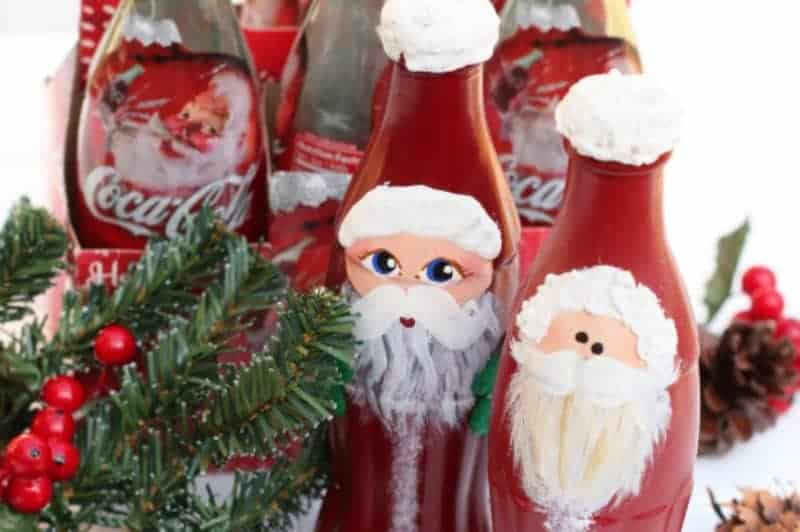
0 198 68 324
197 289 354 462
194 431 330 532
0 201 357 531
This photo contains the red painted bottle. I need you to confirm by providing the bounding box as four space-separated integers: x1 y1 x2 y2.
75 0 267 248
320 1 519 531
484 0 640 227
489 73 698 532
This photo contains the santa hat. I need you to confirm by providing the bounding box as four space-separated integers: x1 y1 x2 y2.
338 185 502 260
514 265 678 388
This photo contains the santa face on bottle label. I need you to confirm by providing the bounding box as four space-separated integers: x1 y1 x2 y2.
77 17 265 248
338 185 503 528
507 266 678 532
484 0 639 226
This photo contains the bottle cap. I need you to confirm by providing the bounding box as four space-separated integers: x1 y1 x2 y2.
377 0 500 73
555 72 683 166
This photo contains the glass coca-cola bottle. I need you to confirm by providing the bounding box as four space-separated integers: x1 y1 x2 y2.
75 0 267 248
270 0 387 290
489 73 697 532
239 0 302 84
318 1 519 531
484 0 640 228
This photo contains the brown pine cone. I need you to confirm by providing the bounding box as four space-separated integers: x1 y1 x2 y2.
699 321 796 455
711 487 800 531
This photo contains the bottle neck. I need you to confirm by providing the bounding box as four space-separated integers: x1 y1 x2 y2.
556 145 669 244
379 61 489 147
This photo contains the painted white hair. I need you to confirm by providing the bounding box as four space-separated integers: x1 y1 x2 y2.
514 265 678 388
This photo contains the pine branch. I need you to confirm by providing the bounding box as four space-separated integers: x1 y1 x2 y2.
196 289 355 462
0 198 67 324
192 431 330 532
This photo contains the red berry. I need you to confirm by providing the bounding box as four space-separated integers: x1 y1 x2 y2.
0 467 11 499
5 475 52 513
4 434 51 477
742 266 777 296
769 396 793 415
42 376 86 412
31 407 76 442
94 324 138 366
47 439 80 482
750 289 785 321
733 310 752 323
775 318 800 344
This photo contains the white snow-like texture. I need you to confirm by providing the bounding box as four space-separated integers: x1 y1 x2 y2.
268 171 351 213
377 0 500 73
555 72 683 166
514 265 678 389
389 419 424 532
338 185 502 260
122 14 182 47
509 1 581 32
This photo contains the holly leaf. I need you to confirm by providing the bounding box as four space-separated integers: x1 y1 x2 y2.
704 219 750 325
0 504 37 532
469 340 503 435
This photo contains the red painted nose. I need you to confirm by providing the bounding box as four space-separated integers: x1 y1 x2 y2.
400 317 416 328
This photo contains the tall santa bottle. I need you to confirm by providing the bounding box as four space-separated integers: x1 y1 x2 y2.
75 0 267 248
489 72 697 532
319 0 520 530
270 0 388 290
484 0 640 229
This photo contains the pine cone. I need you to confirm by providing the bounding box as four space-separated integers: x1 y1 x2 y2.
711 487 800 531
699 321 797 455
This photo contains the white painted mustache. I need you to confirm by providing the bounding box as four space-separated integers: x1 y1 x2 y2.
512 344 662 408
350 283 492 351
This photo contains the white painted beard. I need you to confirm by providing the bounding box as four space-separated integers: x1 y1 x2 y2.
508 347 671 532
345 283 502 429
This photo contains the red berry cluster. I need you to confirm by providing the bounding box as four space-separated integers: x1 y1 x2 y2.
0 376 85 514
735 266 800 414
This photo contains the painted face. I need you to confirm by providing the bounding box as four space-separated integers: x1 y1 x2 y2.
535 310 646 369
344 233 494 306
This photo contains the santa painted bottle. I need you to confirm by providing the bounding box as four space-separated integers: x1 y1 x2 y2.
484 0 640 226
75 0 267 248
270 0 388 290
319 0 519 531
489 73 698 532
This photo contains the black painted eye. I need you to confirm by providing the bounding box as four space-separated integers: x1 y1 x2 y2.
575 331 589 344
591 342 604 355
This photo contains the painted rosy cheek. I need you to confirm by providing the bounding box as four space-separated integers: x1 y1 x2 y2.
361 250 401 277
419 258 464 285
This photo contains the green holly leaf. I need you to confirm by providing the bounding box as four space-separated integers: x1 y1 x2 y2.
704 219 750 325
472 351 500 397
0 504 37 532
469 340 504 435
469 398 492 436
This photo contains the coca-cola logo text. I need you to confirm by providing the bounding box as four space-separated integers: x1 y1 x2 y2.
502 156 565 225
82 164 257 239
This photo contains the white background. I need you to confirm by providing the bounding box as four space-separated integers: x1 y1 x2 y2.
1 0 799 530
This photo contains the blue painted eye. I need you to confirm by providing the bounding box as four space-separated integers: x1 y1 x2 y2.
420 258 463 285
361 250 400 277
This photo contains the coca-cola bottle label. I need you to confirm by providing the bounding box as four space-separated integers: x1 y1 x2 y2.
485 0 639 226
76 11 266 249
269 131 363 290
